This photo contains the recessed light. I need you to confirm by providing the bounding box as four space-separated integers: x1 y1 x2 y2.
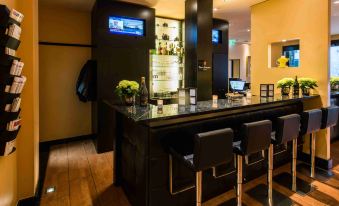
213 8 218 11
282 39 287 42
247 29 251 32
46 186 56 194
334 0 339 4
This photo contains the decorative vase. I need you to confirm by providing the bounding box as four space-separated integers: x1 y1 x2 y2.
281 87 290 96
302 88 310 96
124 95 135 106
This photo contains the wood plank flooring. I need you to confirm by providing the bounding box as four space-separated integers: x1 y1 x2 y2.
40 139 339 206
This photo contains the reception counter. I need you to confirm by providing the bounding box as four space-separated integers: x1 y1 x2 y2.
104 95 319 206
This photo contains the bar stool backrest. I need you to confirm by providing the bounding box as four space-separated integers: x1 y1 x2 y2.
321 106 339 129
300 109 322 135
241 120 272 155
194 128 234 171
275 114 300 144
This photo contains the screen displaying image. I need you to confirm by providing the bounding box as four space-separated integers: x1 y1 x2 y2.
212 30 221 44
109 16 145 36
230 80 245 91
282 45 300 67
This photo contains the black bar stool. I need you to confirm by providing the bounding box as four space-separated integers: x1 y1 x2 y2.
168 128 234 206
321 106 339 130
233 120 272 206
271 114 300 192
300 109 322 178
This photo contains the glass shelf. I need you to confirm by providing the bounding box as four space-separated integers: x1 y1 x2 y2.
150 17 185 100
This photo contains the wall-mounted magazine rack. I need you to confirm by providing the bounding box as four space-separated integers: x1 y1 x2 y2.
0 34 21 50
0 4 23 156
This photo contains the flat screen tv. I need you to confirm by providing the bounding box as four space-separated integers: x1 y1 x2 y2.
212 29 222 44
109 16 145 36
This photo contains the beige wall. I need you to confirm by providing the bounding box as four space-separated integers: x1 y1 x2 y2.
39 5 92 142
229 43 251 82
0 0 39 205
251 0 330 159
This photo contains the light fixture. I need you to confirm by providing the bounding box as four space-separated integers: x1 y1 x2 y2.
282 39 287 42
247 29 251 32
213 8 218 11
334 0 339 4
46 186 56 194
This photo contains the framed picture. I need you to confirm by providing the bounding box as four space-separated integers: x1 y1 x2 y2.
260 84 274 97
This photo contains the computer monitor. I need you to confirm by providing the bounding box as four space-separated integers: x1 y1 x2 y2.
230 80 246 92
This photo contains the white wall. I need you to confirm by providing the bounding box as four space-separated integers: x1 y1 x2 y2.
229 43 251 82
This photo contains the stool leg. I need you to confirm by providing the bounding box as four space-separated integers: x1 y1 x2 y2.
237 155 243 206
292 139 297 192
310 133 316 178
268 144 273 206
196 171 202 206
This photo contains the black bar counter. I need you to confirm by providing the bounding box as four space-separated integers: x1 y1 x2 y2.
105 95 319 206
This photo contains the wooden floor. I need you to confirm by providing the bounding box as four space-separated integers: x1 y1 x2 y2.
40 139 339 206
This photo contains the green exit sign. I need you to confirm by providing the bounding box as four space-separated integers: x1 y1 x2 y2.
229 39 236 46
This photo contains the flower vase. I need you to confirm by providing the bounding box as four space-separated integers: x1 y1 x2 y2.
302 88 310 96
124 95 135 106
281 87 290 96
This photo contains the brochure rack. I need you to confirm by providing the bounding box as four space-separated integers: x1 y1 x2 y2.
0 4 24 156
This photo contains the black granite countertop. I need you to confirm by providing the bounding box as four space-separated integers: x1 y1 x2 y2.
106 94 320 123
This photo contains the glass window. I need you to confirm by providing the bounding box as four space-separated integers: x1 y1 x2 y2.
331 43 339 77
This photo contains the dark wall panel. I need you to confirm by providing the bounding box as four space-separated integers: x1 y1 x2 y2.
92 0 155 152
212 19 229 98
185 0 213 101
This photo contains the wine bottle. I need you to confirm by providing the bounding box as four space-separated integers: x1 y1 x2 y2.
293 76 299 96
139 77 148 107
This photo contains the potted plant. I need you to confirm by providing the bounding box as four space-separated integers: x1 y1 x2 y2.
298 77 318 96
115 80 139 106
277 78 294 95
330 77 339 91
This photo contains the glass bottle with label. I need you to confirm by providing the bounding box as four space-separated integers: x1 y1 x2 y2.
139 77 149 106
293 76 299 96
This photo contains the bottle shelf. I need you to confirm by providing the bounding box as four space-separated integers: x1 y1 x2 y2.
156 39 183 43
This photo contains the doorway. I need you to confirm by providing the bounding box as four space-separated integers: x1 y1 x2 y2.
229 59 241 78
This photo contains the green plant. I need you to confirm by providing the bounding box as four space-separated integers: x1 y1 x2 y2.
115 80 139 97
277 78 294 88
330 77 339 87
298 78 318 89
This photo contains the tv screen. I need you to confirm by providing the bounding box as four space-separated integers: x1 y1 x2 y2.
212 30 221 44
109 16 145 36
230 80 246 91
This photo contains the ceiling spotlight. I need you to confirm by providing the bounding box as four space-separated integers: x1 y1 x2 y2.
247 29 251 32
213 8 218 11
334 0 339 4
282 39 287 42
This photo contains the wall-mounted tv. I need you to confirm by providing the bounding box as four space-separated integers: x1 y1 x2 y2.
212 29 222 44
109 16 145 36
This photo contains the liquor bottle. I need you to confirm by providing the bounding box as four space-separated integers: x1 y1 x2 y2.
157 42 162 55
293 76 300 96
139 77 148 106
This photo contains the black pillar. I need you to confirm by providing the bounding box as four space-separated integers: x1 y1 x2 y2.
185 0 213 101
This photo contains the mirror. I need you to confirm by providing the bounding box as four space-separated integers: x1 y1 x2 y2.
269 39 300 68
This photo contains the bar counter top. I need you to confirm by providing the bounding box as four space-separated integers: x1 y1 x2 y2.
106 94 319 126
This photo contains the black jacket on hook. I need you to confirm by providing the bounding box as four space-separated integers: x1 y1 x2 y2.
76 60 97 102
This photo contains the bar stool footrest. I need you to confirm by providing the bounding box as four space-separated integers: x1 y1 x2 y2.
297 163 334 182
246 184 295 206
273 172 316 195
